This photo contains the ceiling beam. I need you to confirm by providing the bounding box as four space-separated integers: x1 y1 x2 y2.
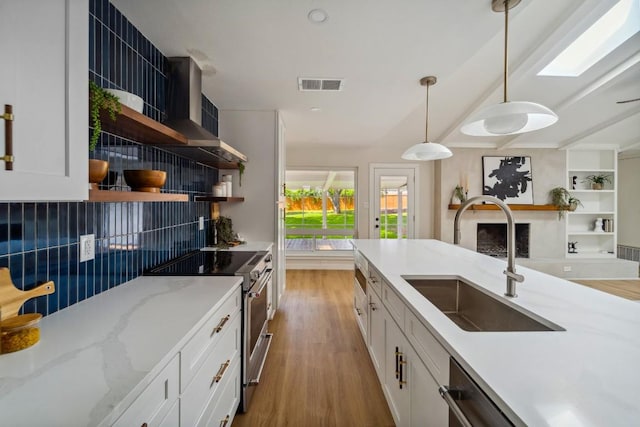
497 52 640 150
557 105 640 149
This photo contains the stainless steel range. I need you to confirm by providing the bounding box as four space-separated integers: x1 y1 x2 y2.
146 249 273 412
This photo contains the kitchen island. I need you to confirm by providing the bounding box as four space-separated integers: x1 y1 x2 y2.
0 275 243 426
352 239 640 426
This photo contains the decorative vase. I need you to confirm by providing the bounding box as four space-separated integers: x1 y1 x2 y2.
594 217 603 232
88 159 109 190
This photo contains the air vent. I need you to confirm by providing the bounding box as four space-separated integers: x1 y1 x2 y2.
298 77 344 91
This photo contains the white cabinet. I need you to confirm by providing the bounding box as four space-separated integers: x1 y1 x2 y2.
112 286 242 427
368 282 386 382
353 278 368 340
566 149 617 258
360 251 449 427
385 314 411 426
112 355 180 427
0 0 88 201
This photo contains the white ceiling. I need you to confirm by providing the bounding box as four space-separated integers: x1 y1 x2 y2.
113 0 640 155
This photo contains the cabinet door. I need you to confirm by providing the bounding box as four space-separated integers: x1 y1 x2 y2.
385 315 410 427
410 348 448 427
368 288 385 382
0 0 88 201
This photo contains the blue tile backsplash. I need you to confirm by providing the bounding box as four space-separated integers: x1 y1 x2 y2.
0 0 221 317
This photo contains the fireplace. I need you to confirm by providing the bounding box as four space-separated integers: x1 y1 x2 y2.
477 223 530 258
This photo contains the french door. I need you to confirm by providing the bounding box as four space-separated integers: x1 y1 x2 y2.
370 165 417 239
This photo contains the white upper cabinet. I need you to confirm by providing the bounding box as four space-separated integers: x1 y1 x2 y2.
0 0 88 201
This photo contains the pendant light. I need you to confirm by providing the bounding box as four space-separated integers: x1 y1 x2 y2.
460 0 558 136
402 76 453 161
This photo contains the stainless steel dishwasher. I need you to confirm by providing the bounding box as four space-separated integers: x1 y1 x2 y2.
439 358 514 427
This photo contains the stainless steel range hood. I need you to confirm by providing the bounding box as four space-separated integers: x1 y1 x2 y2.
161 57 247 168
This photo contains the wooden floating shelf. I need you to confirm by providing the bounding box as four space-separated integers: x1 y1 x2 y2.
97 102 242 169
88 189 189 202
194 196 245 202
99 103 187 146
448 204 561 211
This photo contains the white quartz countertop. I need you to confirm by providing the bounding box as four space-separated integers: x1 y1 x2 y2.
352 239 640 427
0 275 243 427
201 241 274 252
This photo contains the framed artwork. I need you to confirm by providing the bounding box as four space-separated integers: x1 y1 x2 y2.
482 156 533 204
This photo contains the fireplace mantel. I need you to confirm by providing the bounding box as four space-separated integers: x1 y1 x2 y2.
448 204 560 211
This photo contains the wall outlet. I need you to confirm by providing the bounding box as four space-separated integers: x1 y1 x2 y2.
563 266 572 272
80 234 95 262
198 216 205 231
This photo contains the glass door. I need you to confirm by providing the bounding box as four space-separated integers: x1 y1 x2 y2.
371 167 416 239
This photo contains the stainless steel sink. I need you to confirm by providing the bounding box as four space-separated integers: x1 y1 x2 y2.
403 276 564 332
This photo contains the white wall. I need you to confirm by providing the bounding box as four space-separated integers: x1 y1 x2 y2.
618 154 640 248
436 148 567 259
218 110 277 242
287 145 435 239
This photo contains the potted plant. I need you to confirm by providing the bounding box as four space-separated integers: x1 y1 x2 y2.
88 81 120 189
549 187 582 219
582 174 611 190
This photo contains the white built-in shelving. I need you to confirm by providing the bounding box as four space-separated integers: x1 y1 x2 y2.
566 149 617 258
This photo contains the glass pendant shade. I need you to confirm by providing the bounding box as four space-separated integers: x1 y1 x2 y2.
460 0 557 137
401 141 452 160
460 101 558 136
402 75 452 161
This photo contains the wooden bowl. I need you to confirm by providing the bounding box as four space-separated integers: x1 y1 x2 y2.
124 170 166 192
88 159 109 190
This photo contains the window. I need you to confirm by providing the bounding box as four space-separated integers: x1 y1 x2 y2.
285 169 356 252
538 0 640 77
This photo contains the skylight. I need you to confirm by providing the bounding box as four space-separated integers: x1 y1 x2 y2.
538 0 640 77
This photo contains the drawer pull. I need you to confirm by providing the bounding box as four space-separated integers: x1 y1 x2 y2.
211 359 231 386
141 423 148 427
220 415 230 427
355 307 362 316
2 104 14 170
212 315 231 335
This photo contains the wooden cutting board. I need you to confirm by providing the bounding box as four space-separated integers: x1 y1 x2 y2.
0 268 55 321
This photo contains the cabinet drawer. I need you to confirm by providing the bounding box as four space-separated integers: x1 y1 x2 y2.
406 310 449 385
354 279 368 340
383 281 405 328
367 267 382 297
157 400 179 427
112 355 179 427
197 356 241 427
181 287 242 391
181 313 241 427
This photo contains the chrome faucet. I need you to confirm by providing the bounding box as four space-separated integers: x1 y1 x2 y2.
453 195 524 297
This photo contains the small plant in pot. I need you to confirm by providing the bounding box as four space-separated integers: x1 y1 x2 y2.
549 187 582 219
88 81 121 189
582 174 611 190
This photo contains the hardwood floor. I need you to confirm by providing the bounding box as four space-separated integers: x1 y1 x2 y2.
572 279 640 300
232 270 395 427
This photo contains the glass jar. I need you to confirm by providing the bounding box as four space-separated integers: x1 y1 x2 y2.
0 313 42 354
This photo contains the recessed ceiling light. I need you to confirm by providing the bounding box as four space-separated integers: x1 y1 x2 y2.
310 107 321 112
308 9 328 24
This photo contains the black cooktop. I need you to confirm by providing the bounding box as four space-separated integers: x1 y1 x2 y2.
145 250 257 276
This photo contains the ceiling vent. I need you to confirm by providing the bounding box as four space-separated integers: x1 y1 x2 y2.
298 77 344 91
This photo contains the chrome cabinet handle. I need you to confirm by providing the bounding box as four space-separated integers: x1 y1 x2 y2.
220 415 230 427
399 352 407 389
369 302 377 311
212 314 230 335
211 360 230 386
439 386 473 427
355 307 362 316
2 104 14 170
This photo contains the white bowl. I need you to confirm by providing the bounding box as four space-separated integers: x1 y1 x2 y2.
105 89 144 113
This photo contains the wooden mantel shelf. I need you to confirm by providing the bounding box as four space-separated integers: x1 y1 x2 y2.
89 189 189 202
448 204 561 211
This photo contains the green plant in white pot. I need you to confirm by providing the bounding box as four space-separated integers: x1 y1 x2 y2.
549 187 582 219
582 174 611 190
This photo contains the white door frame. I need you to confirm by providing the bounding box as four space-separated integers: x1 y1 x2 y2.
369 163 420 239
